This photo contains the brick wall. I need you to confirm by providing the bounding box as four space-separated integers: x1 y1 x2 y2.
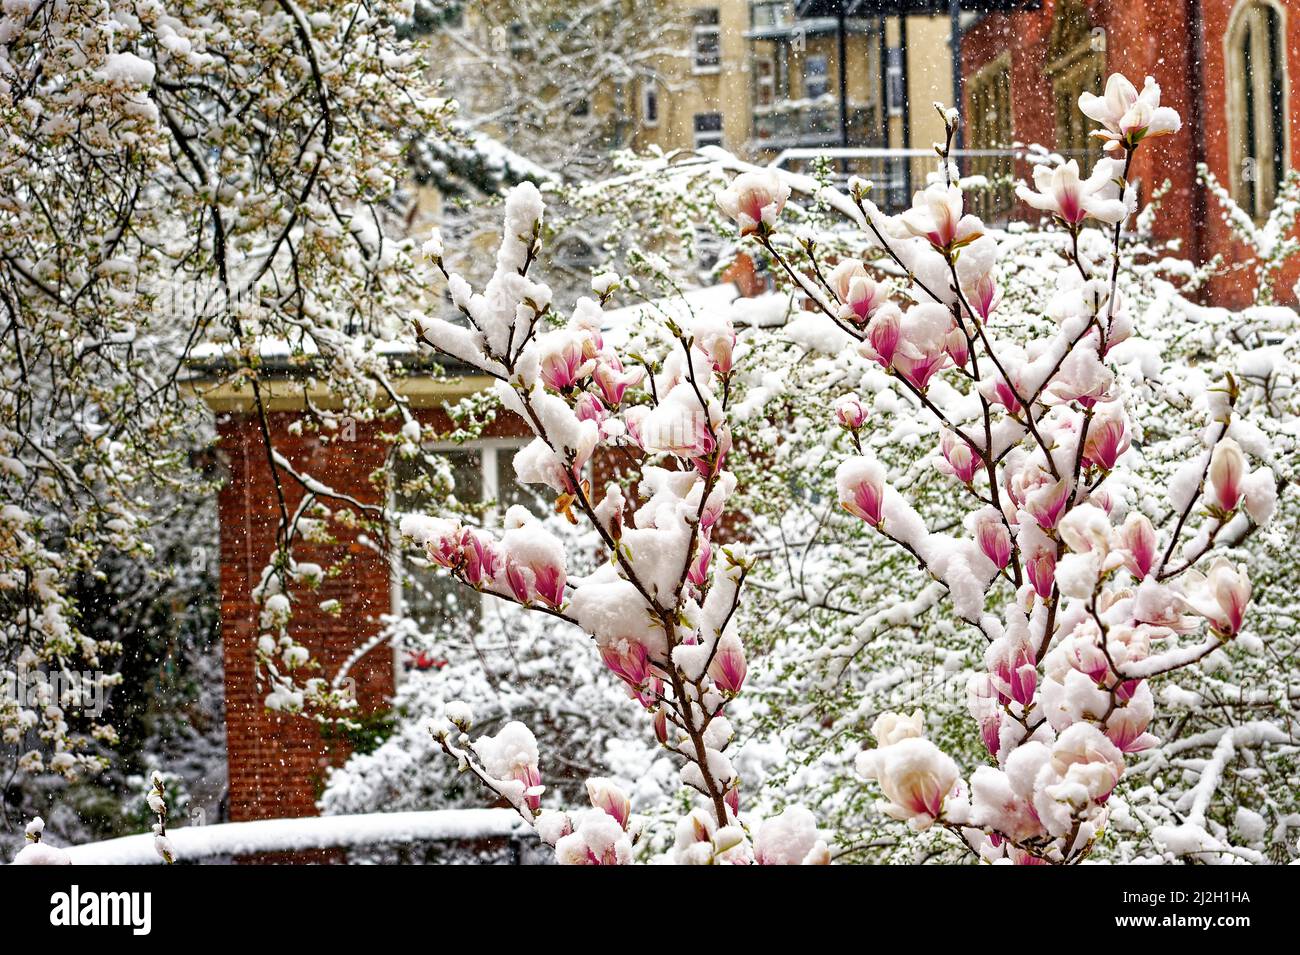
960 0 1300 307
216 402 530 821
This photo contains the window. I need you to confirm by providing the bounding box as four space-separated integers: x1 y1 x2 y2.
642 79 659 126
1228 1 1289 218
754 55 776 108
1046 0 1104 174
886 48 904 116
392 440 543 664
692 8 721 73
804 54 829 100
968 54 1014 221
694 112 724 149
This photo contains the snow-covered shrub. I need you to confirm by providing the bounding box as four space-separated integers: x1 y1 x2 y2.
319 604 676 821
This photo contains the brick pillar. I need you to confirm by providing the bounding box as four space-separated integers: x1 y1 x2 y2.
216 411 396 821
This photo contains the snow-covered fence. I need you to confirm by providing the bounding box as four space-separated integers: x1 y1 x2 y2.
63 810 532 865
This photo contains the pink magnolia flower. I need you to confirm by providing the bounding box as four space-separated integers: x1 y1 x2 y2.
968 270 1001 321
652 707 669 744
833 392 868 431
828 259 867 301
1083 410 1129 471
975 511 1012 569
1027 548 1056 600
460 530 501 587
944 326 970 368
539 335 592 392
695 321 737 376
1026 477 1072 530
601 639 651 691
1207 438 1246 512
861 307 902 368
688 535 712 587
894 347 948 391
1118 512 1157 579
840 274 889 325
716 171 791 236
574 391 608 425
413 518 462 568
708 634 747 694
895 183 983 252
979 372 1023 416
1015 159 1127 225
725 785 740 816
586 778 632 830
940 429 981 484
1103 695 1158 753
837 456 887 527
505 553 566 609
1078 74 1181 150
980 713 1002 758
987 634 1037 708
857 738 959 829
593 358 643 408
514 763 543 812
1188 558 1252 637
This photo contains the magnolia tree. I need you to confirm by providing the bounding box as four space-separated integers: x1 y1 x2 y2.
715 75 1280 864
408 180 832 865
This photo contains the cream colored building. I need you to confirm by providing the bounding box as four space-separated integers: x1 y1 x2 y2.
627 1 956 207
416 1 958 210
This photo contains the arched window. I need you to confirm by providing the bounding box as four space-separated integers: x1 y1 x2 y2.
1228 1 1289 218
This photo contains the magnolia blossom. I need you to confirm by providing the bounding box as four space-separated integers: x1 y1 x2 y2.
974 509 1012 569
870 709 925 747
585 778 632 830
715 170 790 236
840 274 889 324
1078 74 1181 149
1015 159 1126 226
833 392 868 431
857 737 960 829
986 633 1037 708
860 307 902 368
1184 558 1252 637
1025 477 1072 530
1026 548 1056 600
939 429 980 484
538 333 593 392
1207 437 1247 512
894 183 983 251
708 633 747 694
1083 407 1129 471
600 639 652 693
837 456 887 527
1118 512 1157 580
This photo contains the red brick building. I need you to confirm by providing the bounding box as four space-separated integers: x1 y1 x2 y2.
201 368 531 821
960 0 1298 306
201 284 748 823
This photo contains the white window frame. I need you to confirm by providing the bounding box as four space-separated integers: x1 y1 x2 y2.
693 112 724 149
692 9 721 74
804 53 829 100
388 437 531 680
641 79 660 127
886 47 904 117
754 54 777 108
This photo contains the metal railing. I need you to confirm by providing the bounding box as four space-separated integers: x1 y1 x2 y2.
767 146 1066 218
